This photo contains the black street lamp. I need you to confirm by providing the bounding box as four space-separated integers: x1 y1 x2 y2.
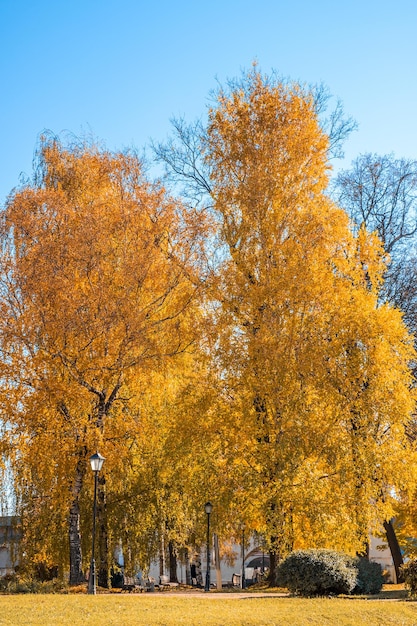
240 523 246 589
88 451 105 595
204 502 212 592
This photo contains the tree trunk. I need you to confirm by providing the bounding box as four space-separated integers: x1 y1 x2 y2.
268 549 277 586
265 499 294 586
159 532 166 577
213 533 222 590
383 519 404 583
97 473 109 588
122 521 132 575
68 496 84 584
168 540 178 582
68 452 86 585
184 548 191 586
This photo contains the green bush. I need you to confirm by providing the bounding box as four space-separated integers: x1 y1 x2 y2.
276 549 357 596
0 574 67 594
353 557 384 595
402 559 417 596
276 550 384 597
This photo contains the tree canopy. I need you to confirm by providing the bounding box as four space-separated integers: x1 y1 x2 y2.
0 69 416 586
0 137 205 583
197 70 417 575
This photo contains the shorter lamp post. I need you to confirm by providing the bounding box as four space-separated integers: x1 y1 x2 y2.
88 451 105 595
240 523 246 589
204 502 212 592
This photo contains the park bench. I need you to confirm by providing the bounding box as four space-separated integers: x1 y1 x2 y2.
158 574 179 591
122 575 143 592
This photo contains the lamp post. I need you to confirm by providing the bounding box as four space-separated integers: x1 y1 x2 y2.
88 451 105 595
204 502 212 592
240 523 246 589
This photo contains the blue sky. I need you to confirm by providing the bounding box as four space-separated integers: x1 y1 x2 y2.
1 0 416 203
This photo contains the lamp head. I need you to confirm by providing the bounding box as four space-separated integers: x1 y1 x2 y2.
90 452 105 472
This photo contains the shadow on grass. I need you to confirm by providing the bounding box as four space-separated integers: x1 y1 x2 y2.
238 583 412 601
369 584 407 600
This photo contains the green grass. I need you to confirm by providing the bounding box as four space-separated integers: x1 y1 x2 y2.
0 593 417 626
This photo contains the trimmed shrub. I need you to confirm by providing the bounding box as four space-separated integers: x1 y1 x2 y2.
402 559 417 597
353 557 384 595
276 549 357 596
276 550 384 597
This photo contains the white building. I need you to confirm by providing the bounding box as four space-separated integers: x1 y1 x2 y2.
0 516 20 577
147 533 398 587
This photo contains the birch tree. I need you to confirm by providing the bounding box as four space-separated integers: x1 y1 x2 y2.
0 137 203 584
156 68 417 581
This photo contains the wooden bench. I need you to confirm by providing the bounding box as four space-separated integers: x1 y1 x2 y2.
158 574 179 591
122 575 143 592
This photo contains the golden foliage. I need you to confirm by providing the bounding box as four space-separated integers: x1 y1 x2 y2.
0 68 416 578
0 138 204 573
200 67 417 556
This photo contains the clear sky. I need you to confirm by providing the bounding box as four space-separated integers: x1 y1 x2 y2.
1 0 416 203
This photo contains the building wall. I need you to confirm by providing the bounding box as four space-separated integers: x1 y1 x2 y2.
369 534 397 583
0 516 20 576
148 534 397 585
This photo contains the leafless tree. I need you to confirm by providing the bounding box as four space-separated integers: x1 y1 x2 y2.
333 153 417 335
311 83 357 160
153 73 356 206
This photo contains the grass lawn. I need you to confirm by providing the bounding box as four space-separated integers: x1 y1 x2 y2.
0 591 417 626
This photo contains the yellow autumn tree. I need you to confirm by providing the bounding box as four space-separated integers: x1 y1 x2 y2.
0 136 205 585
205 69 417 579
156 67 417 582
